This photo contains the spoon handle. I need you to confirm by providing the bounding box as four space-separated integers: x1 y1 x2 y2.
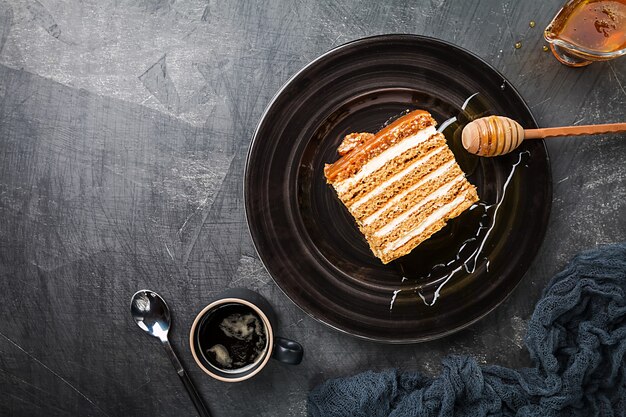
524 122 626 139
163 340 212 417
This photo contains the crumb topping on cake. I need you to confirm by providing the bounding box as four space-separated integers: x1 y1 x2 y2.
338 133 374 156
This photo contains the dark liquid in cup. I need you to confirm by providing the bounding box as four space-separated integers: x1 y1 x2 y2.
199 304 267 370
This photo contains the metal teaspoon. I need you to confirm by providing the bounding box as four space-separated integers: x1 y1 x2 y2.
131 290 212 417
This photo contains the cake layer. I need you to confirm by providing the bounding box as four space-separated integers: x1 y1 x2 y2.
375 189 478 263
350 144 457 223
338 134 448 208
324 110 435 183
365 181 473 248
361 169 465 234
349 146 446 212
333 125 438 195
361 158 457 226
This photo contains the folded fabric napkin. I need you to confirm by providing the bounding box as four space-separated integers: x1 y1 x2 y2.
308 243 626 417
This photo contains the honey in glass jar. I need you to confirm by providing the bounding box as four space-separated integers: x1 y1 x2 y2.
545 0 626 66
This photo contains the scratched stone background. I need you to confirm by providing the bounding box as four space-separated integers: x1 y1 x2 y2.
0 0 624 416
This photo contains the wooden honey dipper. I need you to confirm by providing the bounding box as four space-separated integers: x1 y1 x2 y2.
462 116 626 157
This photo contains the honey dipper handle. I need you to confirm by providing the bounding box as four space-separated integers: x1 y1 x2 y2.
524 122 626 139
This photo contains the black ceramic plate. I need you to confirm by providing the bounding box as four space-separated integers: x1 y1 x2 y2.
244 35 551 343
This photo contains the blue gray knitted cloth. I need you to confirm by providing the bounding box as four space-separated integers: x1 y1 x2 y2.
308 243 626 417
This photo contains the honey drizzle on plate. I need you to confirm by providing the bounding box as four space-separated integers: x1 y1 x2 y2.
390 151 531 309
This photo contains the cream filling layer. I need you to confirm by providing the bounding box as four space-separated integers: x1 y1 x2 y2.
374 174 465 237
334 126 438 195
385 193 467 251
349 147 445 212
384 192 468 251
363 159 456 226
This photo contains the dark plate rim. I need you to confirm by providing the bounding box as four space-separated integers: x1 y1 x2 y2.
243 34 552 344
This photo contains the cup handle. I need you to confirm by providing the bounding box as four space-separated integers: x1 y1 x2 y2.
272 337 303 365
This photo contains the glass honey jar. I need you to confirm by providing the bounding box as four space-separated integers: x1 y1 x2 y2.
544 0 626 66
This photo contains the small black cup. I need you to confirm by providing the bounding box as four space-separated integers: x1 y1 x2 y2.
189 288 303 382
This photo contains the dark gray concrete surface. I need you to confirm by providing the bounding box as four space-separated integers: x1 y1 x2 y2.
0 0 624 416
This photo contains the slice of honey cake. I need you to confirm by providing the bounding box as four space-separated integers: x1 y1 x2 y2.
324 110 479 264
